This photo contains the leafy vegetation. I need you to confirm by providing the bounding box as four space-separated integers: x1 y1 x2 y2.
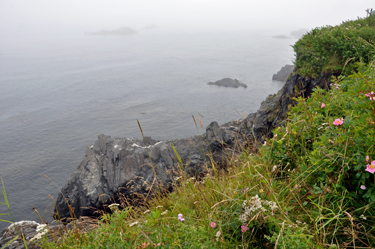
293 16 375 78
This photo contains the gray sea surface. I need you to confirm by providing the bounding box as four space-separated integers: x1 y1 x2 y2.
0 31 295 230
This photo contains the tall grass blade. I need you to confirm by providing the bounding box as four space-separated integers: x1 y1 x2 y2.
1 179 15 224
170 142 183 166
137 119 157 179
1 179 28 248
0 219 13 223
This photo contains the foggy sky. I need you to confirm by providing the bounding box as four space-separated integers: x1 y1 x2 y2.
0 0 373 36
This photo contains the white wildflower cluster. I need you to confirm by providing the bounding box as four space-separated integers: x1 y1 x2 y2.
129 221 139 227
30 224 48 241
187 177 196 183
359 214 367 220
239 195 278 223
108 203 120 212
215 230 221 242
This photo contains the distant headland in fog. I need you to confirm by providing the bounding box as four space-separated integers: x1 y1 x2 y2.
85 26 138 36
272 28 309 39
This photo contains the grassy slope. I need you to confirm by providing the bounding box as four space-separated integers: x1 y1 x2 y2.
34 17 375 248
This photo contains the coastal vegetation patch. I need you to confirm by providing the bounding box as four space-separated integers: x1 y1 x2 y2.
293 15 375 78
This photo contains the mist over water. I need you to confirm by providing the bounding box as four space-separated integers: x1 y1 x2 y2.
0 30 295 230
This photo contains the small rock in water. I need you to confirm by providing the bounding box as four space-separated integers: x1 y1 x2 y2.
207 78 247 88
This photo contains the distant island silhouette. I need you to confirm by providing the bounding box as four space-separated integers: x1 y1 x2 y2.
85 27 137 36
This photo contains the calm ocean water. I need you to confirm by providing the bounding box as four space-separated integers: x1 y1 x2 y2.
0 31 295 229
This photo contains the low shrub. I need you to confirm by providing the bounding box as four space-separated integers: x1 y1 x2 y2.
264 62 375 247
293 17 375 78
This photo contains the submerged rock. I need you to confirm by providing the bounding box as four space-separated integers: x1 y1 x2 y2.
207 78 247 88
55 72 333 221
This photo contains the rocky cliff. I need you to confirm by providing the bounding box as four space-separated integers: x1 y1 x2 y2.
54 71 333 220
272 64 295 82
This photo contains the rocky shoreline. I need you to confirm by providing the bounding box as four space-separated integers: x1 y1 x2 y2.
0 68 334 248
54 70 333 220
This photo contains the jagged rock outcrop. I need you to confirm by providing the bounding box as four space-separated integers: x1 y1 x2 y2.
272 65 295 82
0 221 40 249
55 121 253 220
55 71 333 221
207 78 247 88
0 218 97 249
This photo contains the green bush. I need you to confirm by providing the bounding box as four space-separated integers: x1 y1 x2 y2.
264 62 375 246
293 17 375 78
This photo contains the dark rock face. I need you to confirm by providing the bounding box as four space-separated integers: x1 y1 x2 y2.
55 121 253 220
207 78 247 88
272 65 295 82
55 72 333 221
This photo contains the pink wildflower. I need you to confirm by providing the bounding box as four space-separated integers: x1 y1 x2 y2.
333 118 344 126
241 225 249 233
365 92 375 100
263 141 266 146
321 102 325 108
360 185 366 190
178 214 185 221
366 155 370 162
142 242 150 248
210 222 216 228
366 161 375 174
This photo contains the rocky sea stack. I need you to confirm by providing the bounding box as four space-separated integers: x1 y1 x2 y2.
272 64 295 82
